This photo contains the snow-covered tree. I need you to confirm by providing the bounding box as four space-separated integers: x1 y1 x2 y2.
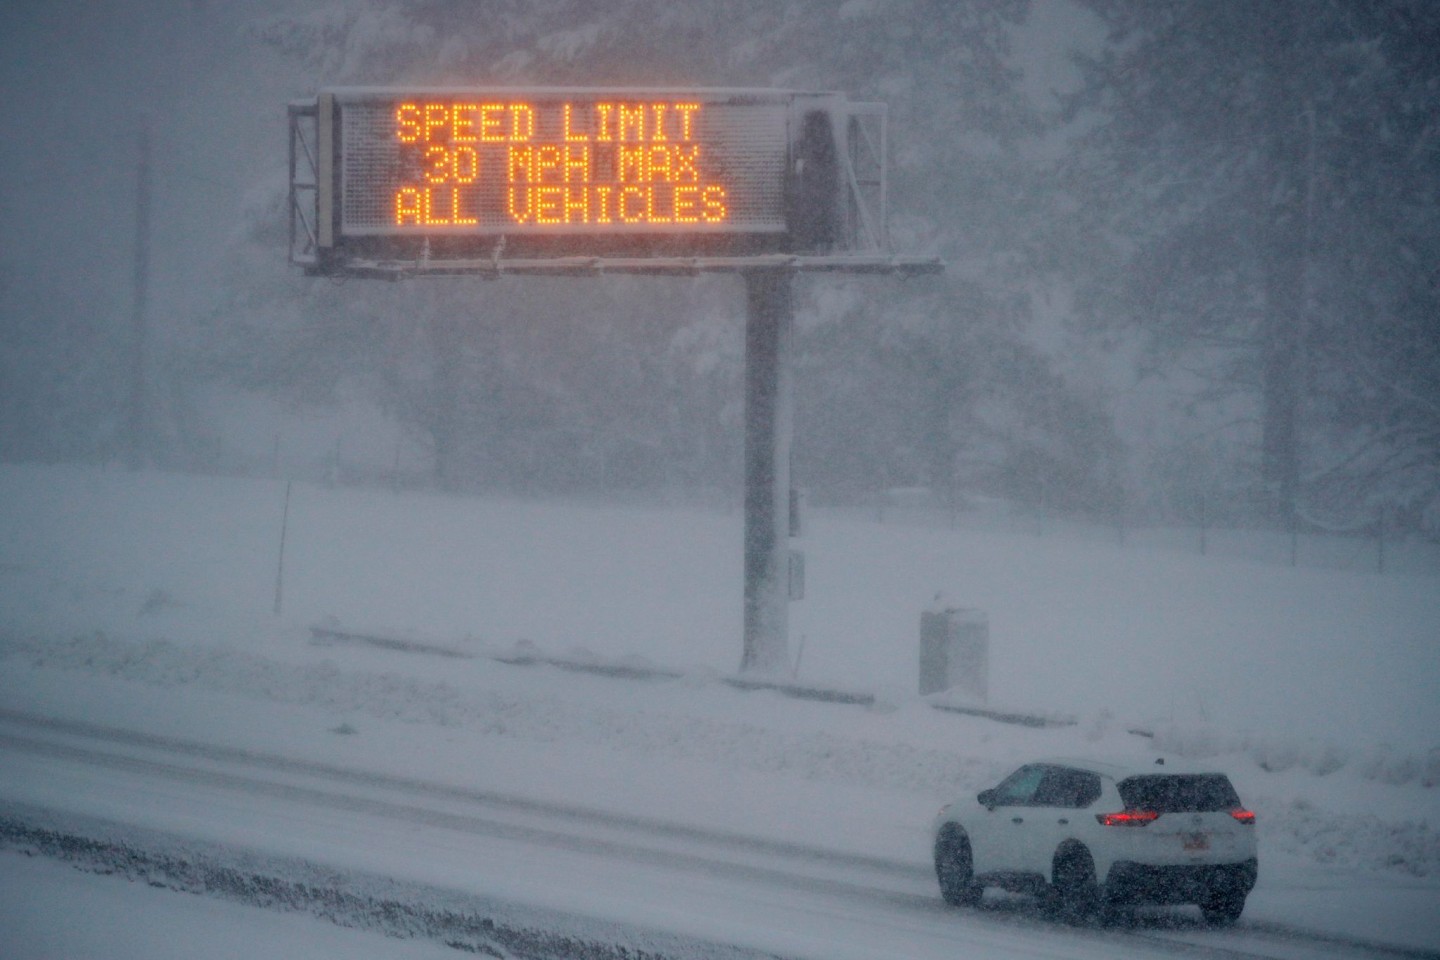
1059 0 1440 529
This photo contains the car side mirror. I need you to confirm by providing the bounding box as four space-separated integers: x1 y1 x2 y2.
977 789 997 808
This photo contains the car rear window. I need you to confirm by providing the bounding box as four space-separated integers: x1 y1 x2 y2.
1033 767 1103 808
1117 774 1241 812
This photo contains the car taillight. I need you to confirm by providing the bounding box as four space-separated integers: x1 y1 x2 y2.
1096 809 1159 826
1229 809 1256 825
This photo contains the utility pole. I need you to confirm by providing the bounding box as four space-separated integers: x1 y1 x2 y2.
125 115 153 470
1298 100 1318 488
1259 11 1305 528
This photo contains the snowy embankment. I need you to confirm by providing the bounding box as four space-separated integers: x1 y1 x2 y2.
1 797 779 960
1 463 1438 951
0 848 473 960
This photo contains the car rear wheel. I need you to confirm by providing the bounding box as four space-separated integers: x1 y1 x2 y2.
934 826 982 907
1051 845 1102 924
1201 892 1245 926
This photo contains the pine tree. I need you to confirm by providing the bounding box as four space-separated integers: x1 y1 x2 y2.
1060 0 1440 529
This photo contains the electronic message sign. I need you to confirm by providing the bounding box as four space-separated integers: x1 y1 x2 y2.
290 88 903 273
346 95 783 235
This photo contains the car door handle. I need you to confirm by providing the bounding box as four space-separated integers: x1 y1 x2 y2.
1058 818 1069 825
1011 817 1024 824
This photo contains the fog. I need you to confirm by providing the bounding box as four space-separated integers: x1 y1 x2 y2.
2 8 1439 953
2 0 1429 535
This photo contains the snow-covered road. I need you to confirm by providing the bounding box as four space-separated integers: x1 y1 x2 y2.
2 465 1437 958
2 710 1429 960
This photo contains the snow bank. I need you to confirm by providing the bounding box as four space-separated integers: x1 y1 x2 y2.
0 803 775 960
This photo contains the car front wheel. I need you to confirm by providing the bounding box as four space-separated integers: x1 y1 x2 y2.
934 826 983 907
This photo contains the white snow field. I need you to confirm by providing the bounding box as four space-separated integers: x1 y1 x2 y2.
1 462 1437 958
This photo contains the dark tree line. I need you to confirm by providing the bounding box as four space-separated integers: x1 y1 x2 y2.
3 1 1435 534
1058 0 1439 529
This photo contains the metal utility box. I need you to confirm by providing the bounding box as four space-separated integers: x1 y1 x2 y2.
919 607 988 700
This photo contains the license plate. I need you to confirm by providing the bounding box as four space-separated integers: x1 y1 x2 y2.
1183 833 1210 852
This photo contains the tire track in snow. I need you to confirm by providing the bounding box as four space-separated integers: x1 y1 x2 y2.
0 707 921 884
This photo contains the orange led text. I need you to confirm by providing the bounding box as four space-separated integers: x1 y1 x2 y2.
390 99 730 228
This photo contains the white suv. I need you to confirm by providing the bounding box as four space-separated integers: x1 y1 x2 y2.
931 758 1257 924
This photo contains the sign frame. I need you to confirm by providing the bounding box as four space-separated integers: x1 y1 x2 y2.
289 86 931 277
287 86 942 679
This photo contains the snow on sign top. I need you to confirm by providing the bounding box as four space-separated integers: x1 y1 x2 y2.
331 88 794 237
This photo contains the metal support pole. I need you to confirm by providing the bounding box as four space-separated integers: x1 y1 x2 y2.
741 268 793 675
